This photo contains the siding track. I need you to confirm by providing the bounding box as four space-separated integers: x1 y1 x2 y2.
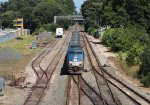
24 31 72 105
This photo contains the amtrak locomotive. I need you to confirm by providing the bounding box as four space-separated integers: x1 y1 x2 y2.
67 31 84 74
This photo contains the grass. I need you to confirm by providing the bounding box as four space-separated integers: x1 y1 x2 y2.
116 51 139 77
0 35 55 80
0 35 41 55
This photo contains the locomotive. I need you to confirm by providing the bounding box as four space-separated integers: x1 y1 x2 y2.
67 31 84 74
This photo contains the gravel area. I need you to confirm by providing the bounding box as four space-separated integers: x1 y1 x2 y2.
3 30 150 105
87 35 150 104
24 31 68 86
0 84 29 105
80 48 99 105
0 47 22 62
109 83 137 105
39 42 69 105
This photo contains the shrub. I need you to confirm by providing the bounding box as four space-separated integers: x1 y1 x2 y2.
33 27 46 35
102 26 149 66
126 42 144 66
140 73 150 87
138 46 150 79
15 36 23 40
88 27 96 35
102 28 115 46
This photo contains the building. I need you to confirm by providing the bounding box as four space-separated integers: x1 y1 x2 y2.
13 18 24 35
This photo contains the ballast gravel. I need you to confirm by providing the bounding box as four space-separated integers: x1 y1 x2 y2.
87 34 150 104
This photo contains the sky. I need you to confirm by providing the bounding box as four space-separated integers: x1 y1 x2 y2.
0 0 7 2
73 0 86 13
0 0 85 13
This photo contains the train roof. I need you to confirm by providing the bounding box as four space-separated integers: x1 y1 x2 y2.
70 31 81 46
68 45 83 52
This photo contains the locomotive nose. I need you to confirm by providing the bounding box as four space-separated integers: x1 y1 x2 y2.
73 55 78 61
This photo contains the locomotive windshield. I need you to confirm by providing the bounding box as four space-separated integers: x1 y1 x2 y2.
68 51 83 61
69 51 82 54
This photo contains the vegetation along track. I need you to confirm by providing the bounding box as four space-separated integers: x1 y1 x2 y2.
24 30 72 105
81 30 150 105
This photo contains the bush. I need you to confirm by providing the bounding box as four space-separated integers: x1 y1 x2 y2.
126 42 144 66
43 24 60 32
102 28 115 46
102 26 149 66
15 36 23 40
140 73 150 87
33 24 60 35
138 46 150 77
88 27 96 35
33 27 46 35
102 27 149 52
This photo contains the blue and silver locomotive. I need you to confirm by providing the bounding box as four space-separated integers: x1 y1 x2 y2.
67 31 84 74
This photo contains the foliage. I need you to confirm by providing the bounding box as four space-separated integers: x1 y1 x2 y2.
0 10 21 28
81 0 150 34
81 0 150 87
32 1 63 25
33 23 60 35
102 26 149 66
88 27 96 35
0 0 75 32
140 73 150 87
81 0 103 32
138 46 150 87
102 28 115 46
126 42 144 66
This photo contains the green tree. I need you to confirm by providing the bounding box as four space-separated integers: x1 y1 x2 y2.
139 46 150 87
0 0 76 32
0 10 21 28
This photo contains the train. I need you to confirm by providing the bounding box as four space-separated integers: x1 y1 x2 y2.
67 31 84 74
56 28 63 38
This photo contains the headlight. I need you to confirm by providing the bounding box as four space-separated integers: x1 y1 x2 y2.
79 64 82 67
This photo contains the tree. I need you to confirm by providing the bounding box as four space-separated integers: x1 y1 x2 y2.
0 11 21 28
139 46 150 87
0 0 76 32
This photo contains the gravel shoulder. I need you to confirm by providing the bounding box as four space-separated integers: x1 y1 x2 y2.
39 39 69 105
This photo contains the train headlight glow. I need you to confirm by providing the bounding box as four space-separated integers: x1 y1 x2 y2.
74 59 77 61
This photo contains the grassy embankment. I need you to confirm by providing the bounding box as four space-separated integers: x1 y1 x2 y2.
0 35 55 80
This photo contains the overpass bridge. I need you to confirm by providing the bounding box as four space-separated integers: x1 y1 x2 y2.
54 15 85 24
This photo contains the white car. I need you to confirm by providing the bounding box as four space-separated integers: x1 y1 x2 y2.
56 28 63 38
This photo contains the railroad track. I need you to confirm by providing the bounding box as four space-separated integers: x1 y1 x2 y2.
66 75 81 105
81 30 150 105
24 30 72 105
31 37 60 79
81 31 120 105
66 25 113 105
67 74 113 105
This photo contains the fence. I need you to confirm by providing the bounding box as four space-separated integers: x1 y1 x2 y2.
0 29 30 44
0 29 17 44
